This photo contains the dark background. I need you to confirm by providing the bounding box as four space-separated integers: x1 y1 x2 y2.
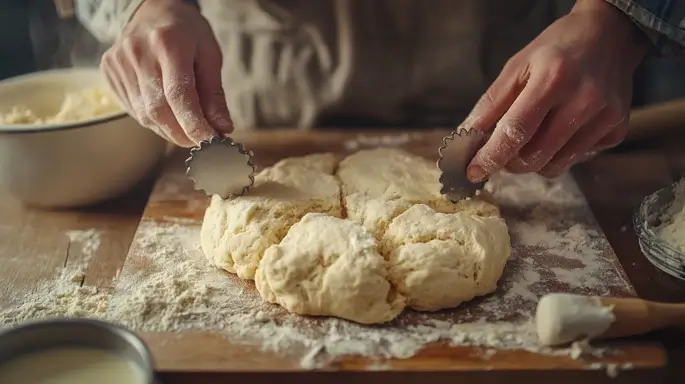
1 0 683 109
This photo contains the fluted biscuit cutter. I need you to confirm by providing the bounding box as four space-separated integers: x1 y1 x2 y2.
185 136 256 199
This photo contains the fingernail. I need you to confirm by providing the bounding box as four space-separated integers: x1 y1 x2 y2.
467 165 488 183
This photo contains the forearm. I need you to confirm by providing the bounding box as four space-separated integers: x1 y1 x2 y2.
602 0 685 57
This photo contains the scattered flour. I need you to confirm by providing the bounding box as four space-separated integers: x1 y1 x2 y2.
588 362 635 378
0 229 107 323
655 178 685 254
0 171 633 372
65 229 103 258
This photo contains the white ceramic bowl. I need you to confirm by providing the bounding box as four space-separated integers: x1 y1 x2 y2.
0 68 169 209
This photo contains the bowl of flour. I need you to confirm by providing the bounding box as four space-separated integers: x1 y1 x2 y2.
634 178 685 280
0 67 168 209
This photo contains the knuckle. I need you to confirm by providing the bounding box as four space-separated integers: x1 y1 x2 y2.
501 55 521 74
605 106 628 130
121 37 143 59
546 54 568 80
100 50 112 64
149 26 177 46
578 81 604 109
100 50 117 69
479 89 498 110
498 117 531 146
164 82 190 101
145 103 167 120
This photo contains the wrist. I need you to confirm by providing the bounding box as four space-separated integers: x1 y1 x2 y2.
572 0 650 66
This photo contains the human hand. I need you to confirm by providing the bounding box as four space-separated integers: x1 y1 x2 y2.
100 0 233 147
464 0 649 182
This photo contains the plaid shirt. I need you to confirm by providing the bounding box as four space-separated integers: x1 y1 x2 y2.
607 0 685 57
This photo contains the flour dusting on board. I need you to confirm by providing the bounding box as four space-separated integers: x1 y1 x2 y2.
0 172 631 370
65 229 102 257
0 229 108 322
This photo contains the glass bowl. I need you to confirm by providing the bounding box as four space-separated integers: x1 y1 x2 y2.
633 181 685 281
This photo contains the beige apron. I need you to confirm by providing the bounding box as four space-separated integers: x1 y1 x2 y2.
199 0 574 130
73 0 575 129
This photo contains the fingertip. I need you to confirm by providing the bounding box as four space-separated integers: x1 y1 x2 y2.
467 126 517 180
185 123 216 145
205 102 234 134
466 164 488 183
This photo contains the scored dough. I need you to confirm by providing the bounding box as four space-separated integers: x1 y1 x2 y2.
338 148 500 239
200 153 342 279
256 213 406 324
201 148 512 323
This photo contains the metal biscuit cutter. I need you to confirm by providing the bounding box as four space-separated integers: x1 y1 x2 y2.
185 136 256 199
437 127 488 203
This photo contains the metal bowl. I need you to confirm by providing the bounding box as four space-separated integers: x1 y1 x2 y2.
633 181 685 280
0 67 169 209
0 318 156 383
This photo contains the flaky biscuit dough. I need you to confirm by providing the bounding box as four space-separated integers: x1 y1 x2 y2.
201 148 511 324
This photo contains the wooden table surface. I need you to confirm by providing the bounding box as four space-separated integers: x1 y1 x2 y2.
1 130 684 384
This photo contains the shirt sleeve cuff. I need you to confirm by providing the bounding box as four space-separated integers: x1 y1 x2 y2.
604 0 685 57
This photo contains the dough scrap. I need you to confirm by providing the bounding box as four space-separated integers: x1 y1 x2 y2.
200 153 342 279
382 204 511 311
255 213 405 324
201 148 511 323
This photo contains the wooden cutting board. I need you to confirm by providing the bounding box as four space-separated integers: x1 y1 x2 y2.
108 130 665 380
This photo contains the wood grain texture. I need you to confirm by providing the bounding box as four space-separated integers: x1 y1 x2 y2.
0 173 156 305
107 130 667 379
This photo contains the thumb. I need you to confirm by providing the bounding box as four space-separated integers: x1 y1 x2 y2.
463 60 524 132
195 39 234 134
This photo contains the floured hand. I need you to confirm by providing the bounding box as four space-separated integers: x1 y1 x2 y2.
100 0 233 147
463 0 649 181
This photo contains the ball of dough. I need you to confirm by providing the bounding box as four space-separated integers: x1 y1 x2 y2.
382 204 511 311
200 149 512 324
200 153 342 279
255 213 406 324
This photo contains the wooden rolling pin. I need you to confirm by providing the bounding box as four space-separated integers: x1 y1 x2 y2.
535 293 685 347
625 98 685 142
